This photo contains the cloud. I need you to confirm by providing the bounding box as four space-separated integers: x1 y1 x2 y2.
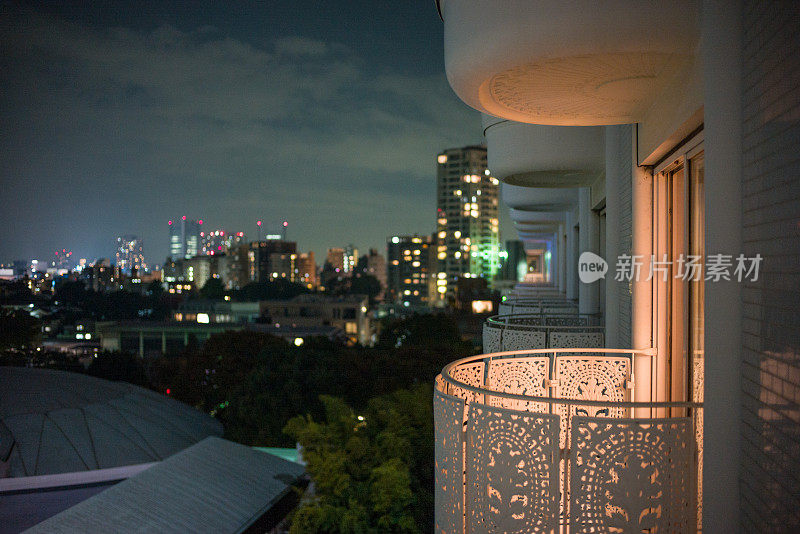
0 10 485 262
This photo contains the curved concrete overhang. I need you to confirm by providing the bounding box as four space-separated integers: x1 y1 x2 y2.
502 183 579 212
440 0 700 125
510 208 566 224
516 222 560 234
486 116 604 186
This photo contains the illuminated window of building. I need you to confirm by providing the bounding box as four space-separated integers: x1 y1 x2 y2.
437 154 447 164
345 322 357 334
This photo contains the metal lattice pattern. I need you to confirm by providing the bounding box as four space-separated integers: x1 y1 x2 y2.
694 356 704 530
570 417 696 533
545 316 589 327
466 404 560 533
549 332 605 349
487 356 550 412
554 356 631 417
434 387 465 534
483 324 547 353
434 349 700 533
449 361 485 405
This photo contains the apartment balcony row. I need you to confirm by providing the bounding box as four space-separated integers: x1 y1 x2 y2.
434 347 703 533
483 314 604 353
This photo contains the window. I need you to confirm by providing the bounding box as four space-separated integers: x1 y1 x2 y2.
652 134 704 407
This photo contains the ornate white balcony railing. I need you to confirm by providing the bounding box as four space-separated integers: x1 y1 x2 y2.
498 298 579 316
434 348 702 533
483 314 604 353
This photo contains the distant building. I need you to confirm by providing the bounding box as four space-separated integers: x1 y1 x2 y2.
436 145 500 299
200 230 246 256
168 217 202 259
248 240 297 283
343 244 358 273
261 293 371 345
296 252 318 288
84 259 114 292
115 235 145 275
175 300 262 324
364 248 387 299
387 234 439 306
97 320 345 356
52 249 73 271
325 247 345 273
499 240 527 281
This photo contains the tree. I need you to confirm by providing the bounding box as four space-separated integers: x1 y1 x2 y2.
349 274 382 305
146 279 164 297
0 309 40 349
284 385 433 533
233 279 309 301
199 277 225 300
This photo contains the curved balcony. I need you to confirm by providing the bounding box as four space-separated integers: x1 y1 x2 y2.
440 0 700 125
483 314 604 353
486 118 604 187
502 183 578 212
506 284 562 299
434 348 702 533
499 298 579 316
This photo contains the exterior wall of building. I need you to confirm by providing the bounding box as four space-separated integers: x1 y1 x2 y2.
261 295 370 345
436 146 500 299
115 235 145 274
604 125 633 348
386 235 438 305
739 1 800 530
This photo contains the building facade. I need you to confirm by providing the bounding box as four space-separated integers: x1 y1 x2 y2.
386 234 438 306
200 230 245 256
115 235 145 275
432 0 800 532
168 217 202 259
436 145 500 300
248 240 297 283
296 252 318 288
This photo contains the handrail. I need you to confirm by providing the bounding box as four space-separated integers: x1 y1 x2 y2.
486 313 603 327
438 348 703 409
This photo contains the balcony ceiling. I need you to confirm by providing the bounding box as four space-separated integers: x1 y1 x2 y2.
502 183 579 211
487 117 604 186
440 0 699 125
510 208 566 225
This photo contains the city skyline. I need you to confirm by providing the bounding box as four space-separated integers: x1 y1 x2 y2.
0 1 515 263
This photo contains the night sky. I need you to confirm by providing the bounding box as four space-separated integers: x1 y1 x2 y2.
0 0 514 266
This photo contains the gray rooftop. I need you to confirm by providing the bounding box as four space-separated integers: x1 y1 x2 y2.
24 437 305 534
0 367 223 477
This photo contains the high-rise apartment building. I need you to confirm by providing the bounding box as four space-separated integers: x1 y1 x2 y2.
343 244 358 273
201 230 245 256
325 248 345 272
296 252 317 288
386 235 438 306
248 239 297 283
168 217 202 259
364 248 387 299
115 235 145 275
436 145 500 300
